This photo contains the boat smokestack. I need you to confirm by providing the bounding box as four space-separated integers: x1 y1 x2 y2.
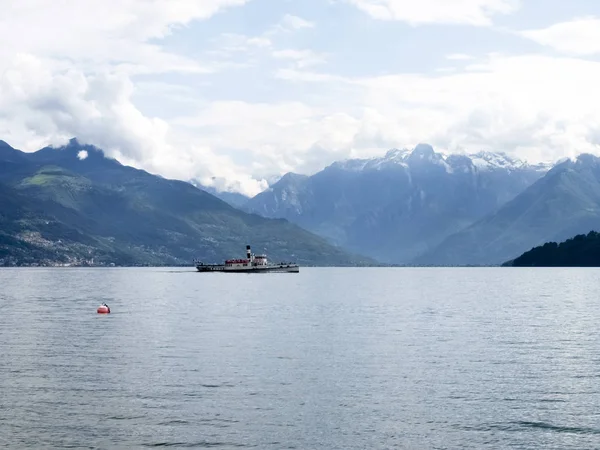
246 245 251 260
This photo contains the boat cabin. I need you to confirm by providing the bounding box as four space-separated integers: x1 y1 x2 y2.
225 259 249 267
254 255 268 266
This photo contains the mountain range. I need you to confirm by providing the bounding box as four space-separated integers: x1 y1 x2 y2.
0 139 370 267
245 144 552 263
417 154 600 265
4 138 600 267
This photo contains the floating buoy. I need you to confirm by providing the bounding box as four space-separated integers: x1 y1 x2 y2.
97 304 110 314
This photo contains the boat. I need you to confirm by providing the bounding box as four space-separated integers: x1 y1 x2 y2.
194 245 299 273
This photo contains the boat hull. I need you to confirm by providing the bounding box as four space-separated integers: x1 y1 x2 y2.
196 264 299 273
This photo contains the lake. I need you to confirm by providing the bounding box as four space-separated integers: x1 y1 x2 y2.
1 267 600 449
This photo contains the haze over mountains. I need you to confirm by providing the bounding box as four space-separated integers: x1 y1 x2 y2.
0 139 370 267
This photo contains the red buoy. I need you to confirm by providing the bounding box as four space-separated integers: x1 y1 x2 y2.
97 304 110 314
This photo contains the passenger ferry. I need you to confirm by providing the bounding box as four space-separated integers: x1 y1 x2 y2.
194 245 299 273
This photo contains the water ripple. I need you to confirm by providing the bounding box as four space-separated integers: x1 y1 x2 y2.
3 267 600 449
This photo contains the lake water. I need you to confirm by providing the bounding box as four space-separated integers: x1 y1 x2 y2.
2 267 600 449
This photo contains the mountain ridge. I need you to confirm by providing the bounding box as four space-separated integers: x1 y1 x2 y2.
329 145 552 174
0 139 372 267
417 153 600 265
246 144 551 263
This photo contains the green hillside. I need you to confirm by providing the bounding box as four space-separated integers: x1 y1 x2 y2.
0 139 373 267
504 231 600 267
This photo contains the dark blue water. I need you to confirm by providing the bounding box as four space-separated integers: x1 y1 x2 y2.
2 267 600 449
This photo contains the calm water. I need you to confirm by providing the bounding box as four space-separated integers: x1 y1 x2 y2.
2 267 600 449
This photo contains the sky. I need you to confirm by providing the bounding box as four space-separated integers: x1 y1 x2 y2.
1 0 600 195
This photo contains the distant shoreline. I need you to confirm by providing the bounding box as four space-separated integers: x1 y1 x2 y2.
0 264 506 268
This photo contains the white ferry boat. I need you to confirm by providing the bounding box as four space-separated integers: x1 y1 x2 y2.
194 245 299 273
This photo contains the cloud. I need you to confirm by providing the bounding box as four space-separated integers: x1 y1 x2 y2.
274 68 347 83
0 53 273 196
0 1 327 197
7 49 600 195
521 17 600 56
3 0 600 198
446 53 475 61
278 14 315 31
209 14 317 71
260 14 315 37
208 32 273 65
168 52 600 184
0 0 251 75
0 54 170 160
0 0 271 195
173 100 361 178
77 150 88 160
435 67 457 73
272 49 327 68
354 53 600 160
346 0 519 26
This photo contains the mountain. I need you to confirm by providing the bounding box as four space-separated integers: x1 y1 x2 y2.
0 139 371 266
504 231 600 267
245 172 310 218
246 144 549 263
418 154 600 266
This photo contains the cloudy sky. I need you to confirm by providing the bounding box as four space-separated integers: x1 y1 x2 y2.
1 0 600 195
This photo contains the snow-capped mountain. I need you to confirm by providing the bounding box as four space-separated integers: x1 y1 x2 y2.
333 145 551 174
246 144 552 263
469 151 551 172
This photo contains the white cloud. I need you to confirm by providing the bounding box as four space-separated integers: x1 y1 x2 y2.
0 54 171 161
77 150 89 160
214 33 272 53
279 14 315 30
435 67 457 73
0 0 250 74
3 0 600 198
167 52 600 184
207 33 273 70
173 101 361 178
354 54 600 160
272 49 327 68
0 53 272 196
0 0 269 195
262 14 315 37
247 37 273 48
446 53 475 61
346 0 519 26
209 14 317 72
0 1 328 196
521 17 600 56
274 68 347 83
